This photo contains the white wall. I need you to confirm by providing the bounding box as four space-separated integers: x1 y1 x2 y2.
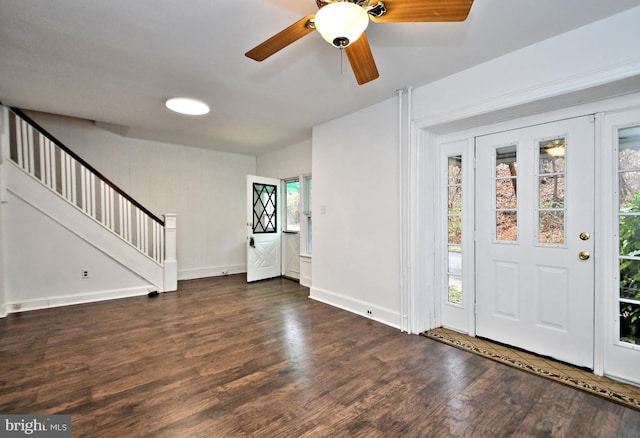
311 6 640 332
25 112 256 280
3 189 152 310
311 99 401 327
256 139 312 179
257 138 313 284
412 6 640 126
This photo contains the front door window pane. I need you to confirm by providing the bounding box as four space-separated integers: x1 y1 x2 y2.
539 176 565 208
495 145 518 242
537 138 566 245
618 125 640 345
496 179 518 209
539 211 565 244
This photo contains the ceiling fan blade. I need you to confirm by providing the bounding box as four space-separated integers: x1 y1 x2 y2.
245 15 316 61
345 33 379 85
371 0 473 23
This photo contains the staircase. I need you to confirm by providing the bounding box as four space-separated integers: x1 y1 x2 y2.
0 106 177 316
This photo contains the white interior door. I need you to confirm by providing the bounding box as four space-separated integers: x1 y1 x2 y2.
475 116 595 368
246 175 281 282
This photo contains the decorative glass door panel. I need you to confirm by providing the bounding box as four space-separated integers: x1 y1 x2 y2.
252 183 277 233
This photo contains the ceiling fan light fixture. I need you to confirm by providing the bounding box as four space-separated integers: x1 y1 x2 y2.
314 2 369 48
165 97 210 116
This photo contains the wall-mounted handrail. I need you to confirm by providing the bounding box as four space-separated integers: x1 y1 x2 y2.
10 107 164 225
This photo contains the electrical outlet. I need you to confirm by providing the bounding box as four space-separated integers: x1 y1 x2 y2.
81 270 89 279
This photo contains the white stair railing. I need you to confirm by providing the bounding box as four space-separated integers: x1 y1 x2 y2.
7 108 167 266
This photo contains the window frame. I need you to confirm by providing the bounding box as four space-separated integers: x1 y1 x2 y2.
302 175 312 255
283 178 301 233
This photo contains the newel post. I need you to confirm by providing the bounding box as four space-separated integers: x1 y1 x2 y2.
163 213 177 292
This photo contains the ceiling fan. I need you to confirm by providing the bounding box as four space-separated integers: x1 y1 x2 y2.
245 0 474 85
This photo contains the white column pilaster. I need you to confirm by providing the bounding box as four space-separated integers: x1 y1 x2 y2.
163 213 177 292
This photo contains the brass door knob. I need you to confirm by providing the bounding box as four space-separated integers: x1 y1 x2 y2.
579 251 590 260
579 232 590 241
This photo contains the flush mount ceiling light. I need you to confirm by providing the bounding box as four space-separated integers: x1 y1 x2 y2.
165 97 210 115
314 1 369 48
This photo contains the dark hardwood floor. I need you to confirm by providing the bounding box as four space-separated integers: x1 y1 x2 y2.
1 275 639 437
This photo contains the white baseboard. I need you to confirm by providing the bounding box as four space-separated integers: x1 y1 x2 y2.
2 285 156 316
309 286 401 330
300 275 312 288
178 264 245 281
283 270 300 280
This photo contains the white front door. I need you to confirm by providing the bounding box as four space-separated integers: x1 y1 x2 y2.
475 116 595 368
246 175 281 282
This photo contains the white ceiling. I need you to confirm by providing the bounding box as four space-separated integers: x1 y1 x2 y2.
1 0 639 156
